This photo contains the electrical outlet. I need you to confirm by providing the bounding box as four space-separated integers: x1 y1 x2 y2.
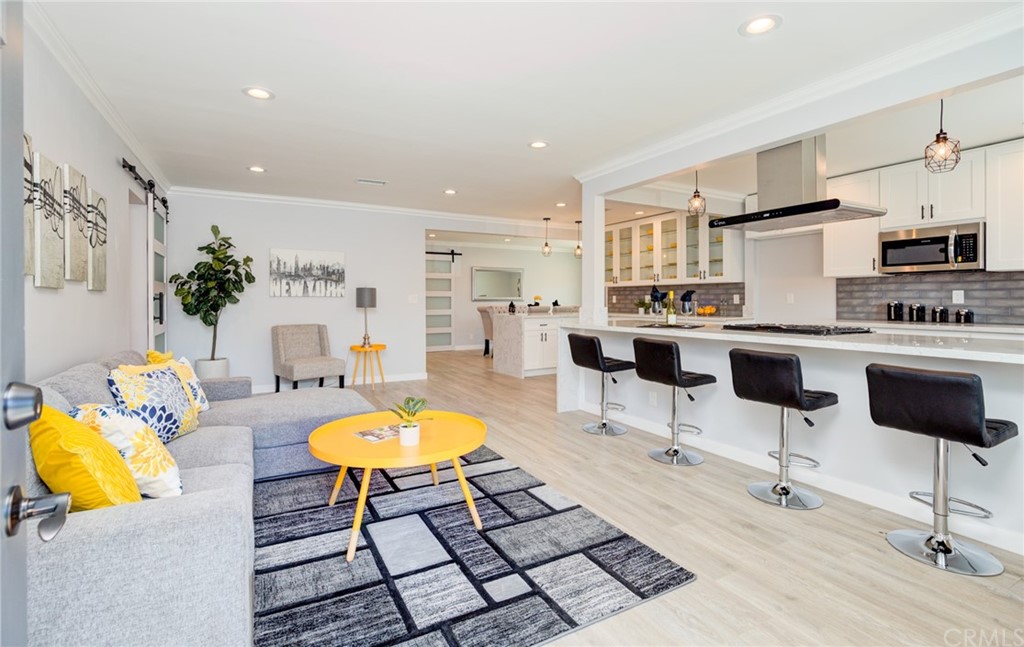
786 293 795 304
612 295 617 304
733 294 741 304
952 290 965 304
648 391 657 406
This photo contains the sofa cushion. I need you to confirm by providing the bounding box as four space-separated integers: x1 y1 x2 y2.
29 405 142 511
38 363 115 408
70 405 182 499
98 350 146 370
180 463 254 498
39 385 70 414
200 388 375 449
108 365 199 443
169 425 254 471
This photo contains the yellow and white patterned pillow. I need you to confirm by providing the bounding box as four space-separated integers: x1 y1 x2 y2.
29 405 142 511
144 352 210 413
108 365 199 443
70 404 182 498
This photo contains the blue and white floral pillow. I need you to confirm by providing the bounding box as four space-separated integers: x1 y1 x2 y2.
107 366 199 443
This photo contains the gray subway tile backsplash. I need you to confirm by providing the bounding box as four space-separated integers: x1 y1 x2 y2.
836 270 1024 324
607 282 745 317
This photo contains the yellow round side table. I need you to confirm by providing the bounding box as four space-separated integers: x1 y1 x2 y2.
349 343 386 390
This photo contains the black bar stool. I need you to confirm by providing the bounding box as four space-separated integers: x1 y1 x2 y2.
632 337 716 466
729 348 837 510
568 333 636 436
866 363 1018 577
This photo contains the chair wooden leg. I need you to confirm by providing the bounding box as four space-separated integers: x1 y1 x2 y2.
292 380 298 390
319 377 324 388
275 376 280 393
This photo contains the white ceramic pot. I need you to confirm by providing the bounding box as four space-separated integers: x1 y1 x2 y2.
638 308 645 315
194 358 229 380
399 423 420 446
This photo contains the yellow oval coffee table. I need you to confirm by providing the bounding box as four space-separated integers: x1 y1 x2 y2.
308 410 486 561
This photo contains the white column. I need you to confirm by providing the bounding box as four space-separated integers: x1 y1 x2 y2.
580 185 606 325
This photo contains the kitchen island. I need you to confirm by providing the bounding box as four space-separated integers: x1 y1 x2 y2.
556 321 1023 553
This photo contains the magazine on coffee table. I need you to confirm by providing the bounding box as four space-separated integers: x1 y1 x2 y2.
354 424 401 443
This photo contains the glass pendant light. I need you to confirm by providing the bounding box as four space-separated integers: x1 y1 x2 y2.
574 220 583 259
924 99 960 174
688 170 707 216
541 217 552 257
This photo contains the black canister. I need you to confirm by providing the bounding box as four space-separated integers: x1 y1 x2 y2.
886 301 904 321
955 309 975 324
931 306 948 323
909 304 926 322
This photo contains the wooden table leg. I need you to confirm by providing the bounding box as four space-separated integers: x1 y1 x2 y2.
346 468 373 562
429 463 439 486
451 459 482 530
328 466 348 506
368 351 376 391
352 353 362 387
361 352 368 388
375 350 386 385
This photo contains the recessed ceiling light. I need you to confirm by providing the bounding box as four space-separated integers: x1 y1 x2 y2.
444 189 457 195
248 166 265 173
634 210 645 216
355 178 388 186
243 87 275 100
504 238 512 242
555 202 566 207
529 141 549 149
740 15 781 36
428 233 436 238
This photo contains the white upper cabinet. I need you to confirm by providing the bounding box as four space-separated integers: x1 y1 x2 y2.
604 224 635 285
606 214 684 285
879 149 986 230
822 170 881 277
684 212 743 283
985 139 1024 271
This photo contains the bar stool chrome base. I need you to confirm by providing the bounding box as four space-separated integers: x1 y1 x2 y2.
583 421 627 436
886 529 1003 576
747 481 823 510
649 446 703 466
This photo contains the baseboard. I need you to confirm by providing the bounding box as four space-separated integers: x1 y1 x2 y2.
582 403 1024 556
452 344 485 352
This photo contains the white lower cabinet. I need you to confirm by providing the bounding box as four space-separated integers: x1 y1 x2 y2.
523 327 558 371
493 315 575 378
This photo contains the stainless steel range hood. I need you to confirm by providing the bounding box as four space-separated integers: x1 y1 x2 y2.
709 136 886 232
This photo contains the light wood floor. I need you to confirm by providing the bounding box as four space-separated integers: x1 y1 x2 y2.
355 350 1024 646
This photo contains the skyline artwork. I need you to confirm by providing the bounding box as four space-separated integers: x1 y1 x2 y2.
269 248 345 298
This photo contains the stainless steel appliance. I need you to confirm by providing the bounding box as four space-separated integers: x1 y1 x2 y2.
955 309 975 324
932 306 948 323
909 304 927 322
887 301 904 321
723 323 872 336
878 222 984 274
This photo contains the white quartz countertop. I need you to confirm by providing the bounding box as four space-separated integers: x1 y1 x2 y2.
565 322 1024 365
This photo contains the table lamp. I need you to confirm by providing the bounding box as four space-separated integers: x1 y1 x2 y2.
356 287 377 347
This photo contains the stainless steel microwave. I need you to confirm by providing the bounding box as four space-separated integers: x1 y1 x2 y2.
878 222 984 274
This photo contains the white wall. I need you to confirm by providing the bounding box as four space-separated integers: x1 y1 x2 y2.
748 232 836 323
23 27 161 381
429 243 581 349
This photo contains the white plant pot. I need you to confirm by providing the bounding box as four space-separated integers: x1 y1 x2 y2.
638 308 645 315
399 423 420 446
194 358 229 380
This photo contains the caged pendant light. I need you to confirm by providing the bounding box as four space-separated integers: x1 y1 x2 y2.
574 220 583 259
688 170 707 216
924 99 961 174
541 217 552 257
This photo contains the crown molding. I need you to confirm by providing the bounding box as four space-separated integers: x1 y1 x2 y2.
575 6 1024 185
25 1 172 191
169 185 579 231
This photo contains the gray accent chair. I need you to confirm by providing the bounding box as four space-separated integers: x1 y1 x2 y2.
271 324 347 392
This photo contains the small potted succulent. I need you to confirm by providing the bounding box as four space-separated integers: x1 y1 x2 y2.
634 298 648 315
390 396 429 446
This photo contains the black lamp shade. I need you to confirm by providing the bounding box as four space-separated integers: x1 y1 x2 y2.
356 287 377 308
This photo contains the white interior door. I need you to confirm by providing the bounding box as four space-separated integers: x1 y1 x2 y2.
425 255 454 351
1 2 29 642
147 193 168 352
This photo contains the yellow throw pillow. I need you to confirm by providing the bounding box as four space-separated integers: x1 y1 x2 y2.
147 349 174 364
70 404 182 498
29 405 142 512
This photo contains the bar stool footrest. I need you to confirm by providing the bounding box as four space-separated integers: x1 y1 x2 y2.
670 422 703 435
908 491 993 519
606 402 626 412
767 451 820 469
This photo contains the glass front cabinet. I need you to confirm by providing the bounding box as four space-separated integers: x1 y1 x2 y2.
606 214 684 285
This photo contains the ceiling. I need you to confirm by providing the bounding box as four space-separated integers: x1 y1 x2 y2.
33 2 1022 226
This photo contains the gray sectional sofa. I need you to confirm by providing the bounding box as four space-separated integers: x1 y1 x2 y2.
27 350 375 647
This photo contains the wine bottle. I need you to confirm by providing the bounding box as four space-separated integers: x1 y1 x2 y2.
666 290 677 325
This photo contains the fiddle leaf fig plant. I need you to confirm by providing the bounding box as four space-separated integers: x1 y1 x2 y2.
168 225 256 361
389 397 429 427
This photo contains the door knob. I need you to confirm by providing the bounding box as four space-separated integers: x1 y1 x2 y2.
4 485 71 542
3 382 42 430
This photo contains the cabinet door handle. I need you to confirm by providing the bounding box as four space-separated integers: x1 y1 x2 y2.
921 205 925 220
872 257 877 271
930 204 934 219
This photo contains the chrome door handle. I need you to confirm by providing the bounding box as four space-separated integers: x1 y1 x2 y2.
3 382 42 430
4 486 71 542
948 230 958 269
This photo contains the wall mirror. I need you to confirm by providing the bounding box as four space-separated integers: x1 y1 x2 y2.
472 267 523 301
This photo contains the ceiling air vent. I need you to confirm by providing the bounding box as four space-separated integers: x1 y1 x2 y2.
355 178 388 186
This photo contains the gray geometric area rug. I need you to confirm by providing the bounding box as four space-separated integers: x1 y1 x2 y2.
252 446 696 647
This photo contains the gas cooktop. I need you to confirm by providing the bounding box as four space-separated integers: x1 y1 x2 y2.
723 323 873 336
